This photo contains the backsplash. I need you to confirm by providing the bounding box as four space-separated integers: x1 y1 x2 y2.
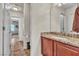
41 32 79 38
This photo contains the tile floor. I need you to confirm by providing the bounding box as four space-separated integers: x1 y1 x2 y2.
10 35 30 56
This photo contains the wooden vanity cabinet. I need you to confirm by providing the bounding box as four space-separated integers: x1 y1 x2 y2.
55 41 79 56
41 37 54 56
41 36 79 56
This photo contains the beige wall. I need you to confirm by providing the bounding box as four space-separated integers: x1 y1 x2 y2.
30 3 51 56
51 4 64 32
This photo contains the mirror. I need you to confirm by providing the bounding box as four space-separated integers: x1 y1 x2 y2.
58 3 78 33
59 13 64 32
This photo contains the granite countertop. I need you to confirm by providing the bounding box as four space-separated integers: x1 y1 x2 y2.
41 33 79 48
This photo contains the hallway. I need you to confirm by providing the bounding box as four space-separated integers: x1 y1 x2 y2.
0 3 30 56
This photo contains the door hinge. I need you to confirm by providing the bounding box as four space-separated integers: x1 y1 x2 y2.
3 26 5 31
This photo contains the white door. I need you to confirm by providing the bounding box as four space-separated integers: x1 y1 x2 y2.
0 4 4 56
0 3 11 56
3 4 11 56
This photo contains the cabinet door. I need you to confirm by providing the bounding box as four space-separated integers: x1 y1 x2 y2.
56 41 79 56
41 37 54 56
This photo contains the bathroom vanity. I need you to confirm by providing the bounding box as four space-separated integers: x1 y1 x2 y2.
41 6 79 56
41 32 79 56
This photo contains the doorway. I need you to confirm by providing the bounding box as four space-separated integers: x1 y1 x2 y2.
0 3 30 56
